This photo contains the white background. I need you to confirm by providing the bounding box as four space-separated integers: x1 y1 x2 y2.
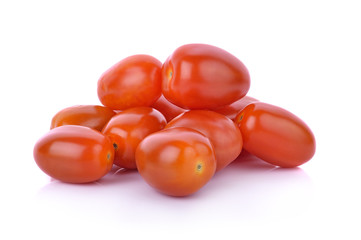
1 0 360 239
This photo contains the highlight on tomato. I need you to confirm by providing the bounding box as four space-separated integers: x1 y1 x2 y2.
33 125 114 183
135 127 216 197
235 102 316 168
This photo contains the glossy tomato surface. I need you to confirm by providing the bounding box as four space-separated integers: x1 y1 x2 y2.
101 107 166 169
97 55 162 110
50 105 116 131
166 110 243 171
214 96 258 120
33 125 114 183
135 127 216 197
161 44 250 109
151 94 187 122
235 102 316 168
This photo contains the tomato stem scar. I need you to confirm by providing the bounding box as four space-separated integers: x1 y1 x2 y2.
168 70 173 80
237 113 244 122
113 143 118 150
196 163 202 172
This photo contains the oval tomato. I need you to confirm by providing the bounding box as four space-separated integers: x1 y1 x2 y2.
33 125 114 183
165 110 243 171
50 105 116 131
101 107 166 169
97 55 162 110
161 44 250 109
151 94 187 122
135 127 216 197
235 102 316 168
214 96 258 120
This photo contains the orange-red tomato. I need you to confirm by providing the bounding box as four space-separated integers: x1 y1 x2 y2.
214 96 258 120
151 94 187 122
50 105 116 131
161 44 250 109
235 102 316 168
33 125 114 183
97 55 162 110
101 107 166 169
135 127 216 197
165 110 243 171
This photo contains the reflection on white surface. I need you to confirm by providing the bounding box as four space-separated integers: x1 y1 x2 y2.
34 151 313 226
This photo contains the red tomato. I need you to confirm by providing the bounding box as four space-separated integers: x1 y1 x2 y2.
161 44 250 109
165 110 243 171
33 125 114 183
135 127 216 196
101 107 166 169
151 94 187 122
235 102 316 168
214 96 258 120
97 55 162 110
50 105 116 131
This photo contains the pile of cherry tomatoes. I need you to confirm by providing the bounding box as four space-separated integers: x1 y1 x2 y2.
33 44 316 197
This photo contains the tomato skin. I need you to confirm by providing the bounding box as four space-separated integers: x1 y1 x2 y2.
214 96 258 120
235 102 316 168
50 105 116 131
161 44 250 109
135 127 216 197
165 110 243 171
101 107 166 169
33 125 114 183
97 55 162 110
151 95 187 122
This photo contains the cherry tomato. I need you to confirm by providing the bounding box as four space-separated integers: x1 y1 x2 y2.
135 127 216 196
50 105 116 131
165 110 243 171
101 107 166 169
33 125 114 183
161 44 250 109
214 96 258 120
151 94 187 122
235 102 316 168
97 55 162 110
